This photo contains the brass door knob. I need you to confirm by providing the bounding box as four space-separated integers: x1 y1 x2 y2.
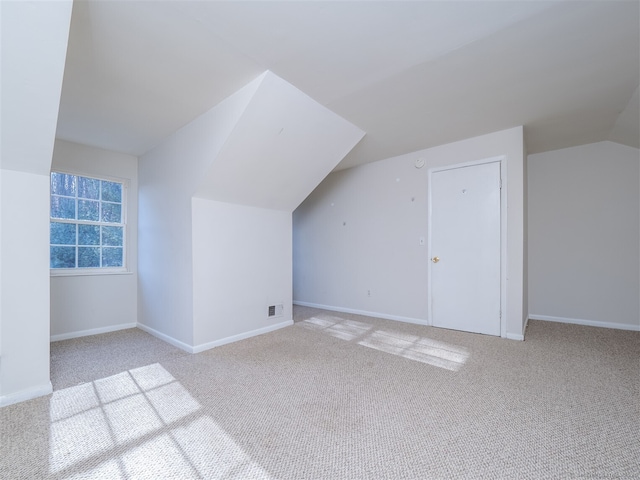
432 256 440 263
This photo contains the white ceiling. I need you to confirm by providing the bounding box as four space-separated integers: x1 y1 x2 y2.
56 0 640 170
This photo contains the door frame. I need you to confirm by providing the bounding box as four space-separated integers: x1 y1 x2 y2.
427 156 508 338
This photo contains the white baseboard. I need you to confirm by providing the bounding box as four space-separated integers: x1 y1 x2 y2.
506 332 524 341
137 320 294 354
293 301 428 326
51 323 137 342
136 323 195 353
0 382 53 408
192 320 293 354
529 314 640 332
505 317 528 341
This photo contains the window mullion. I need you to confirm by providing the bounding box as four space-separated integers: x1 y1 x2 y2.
51 218 80 225
99 224 103 268
99 180 103 271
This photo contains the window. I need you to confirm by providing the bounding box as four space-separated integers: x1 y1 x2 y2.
50 172 126 271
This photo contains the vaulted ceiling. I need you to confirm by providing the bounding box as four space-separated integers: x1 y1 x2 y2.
56 0 639 170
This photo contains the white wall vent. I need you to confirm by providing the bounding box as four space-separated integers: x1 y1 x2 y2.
268 304 284 318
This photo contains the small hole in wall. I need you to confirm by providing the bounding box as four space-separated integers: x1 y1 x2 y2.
343 222 346 226
411 197 415 202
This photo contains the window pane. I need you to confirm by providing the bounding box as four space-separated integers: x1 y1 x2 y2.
51 196 76 220
101 181 122 203
50 172 127 271
101 203 122 223
50 222 76 245
78 224 100 245
78 176 100 200
102 247 123 267
78 199 99 221
78 247 100 268
51 173 76 196
51 246 76 268
102 226 123 246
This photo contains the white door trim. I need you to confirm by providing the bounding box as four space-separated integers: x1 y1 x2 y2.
427 156 508 338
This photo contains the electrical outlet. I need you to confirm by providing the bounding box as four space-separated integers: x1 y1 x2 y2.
367 290 371 297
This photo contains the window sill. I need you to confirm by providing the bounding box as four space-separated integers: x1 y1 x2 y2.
50 269 133 277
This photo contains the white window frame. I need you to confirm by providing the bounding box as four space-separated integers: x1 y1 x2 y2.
50 170 130 277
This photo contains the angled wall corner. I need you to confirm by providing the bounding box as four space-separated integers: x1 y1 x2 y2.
194 71 365 212
608 87 640 150
137 73 264 347
191 71 364 348
140 69 364 352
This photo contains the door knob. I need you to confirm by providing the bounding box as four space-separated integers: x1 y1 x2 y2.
432 256 440 263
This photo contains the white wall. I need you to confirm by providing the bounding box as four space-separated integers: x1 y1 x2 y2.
192 199 292 350
294 126 526 338
139 71 362 352
138 75 262 347
0 0 72 174
0 171 52 405
50 140 138 340
195 72 364 210
528 141 640 330
0 0 72 406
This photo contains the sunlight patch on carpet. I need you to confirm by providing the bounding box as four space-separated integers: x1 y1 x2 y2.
301 316 469 371
48 363 273 478
302 316 374 341
173 416 273 479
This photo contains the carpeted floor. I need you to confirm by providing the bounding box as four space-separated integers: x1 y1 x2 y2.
1 306 638 479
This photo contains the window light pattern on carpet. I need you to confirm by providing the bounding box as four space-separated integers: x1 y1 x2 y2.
301 316 469 371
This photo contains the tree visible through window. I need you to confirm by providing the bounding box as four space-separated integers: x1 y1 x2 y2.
50 172 125 270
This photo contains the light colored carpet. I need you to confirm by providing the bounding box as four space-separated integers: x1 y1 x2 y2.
1 306 638 479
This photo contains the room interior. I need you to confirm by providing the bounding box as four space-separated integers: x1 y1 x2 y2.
1 1 638 472
3 306 638 478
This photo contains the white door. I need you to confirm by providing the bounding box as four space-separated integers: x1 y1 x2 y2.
429 161 501 336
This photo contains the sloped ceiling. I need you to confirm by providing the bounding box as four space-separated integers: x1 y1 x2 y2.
194 72 364 211
56 1 639 170
1 0 72 174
